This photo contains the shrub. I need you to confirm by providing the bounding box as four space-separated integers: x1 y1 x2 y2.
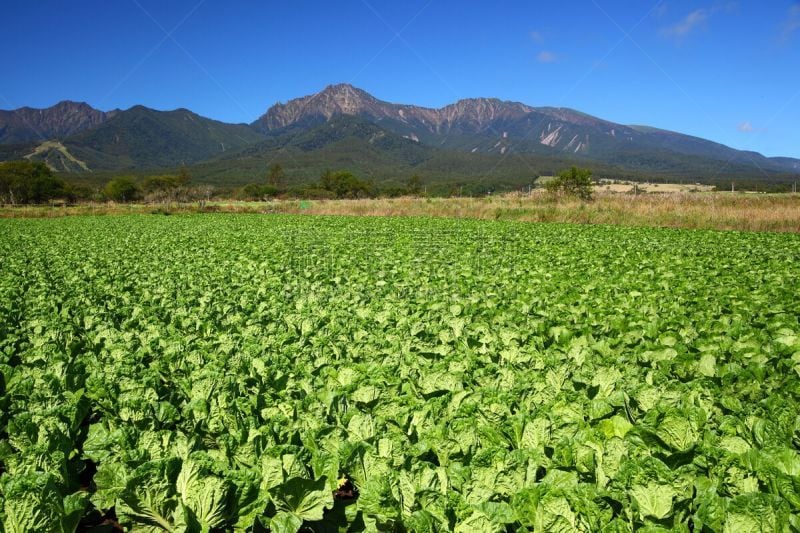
546 166 594 200
0 160 67 204
240 183 280 200
103 177 140 202
319 170 372 198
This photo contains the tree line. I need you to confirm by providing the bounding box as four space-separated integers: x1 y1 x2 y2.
0 159 600 205
237 165 425 200
0 161 73 204
0 160 429 204
0 161 205 205
102 165 427 202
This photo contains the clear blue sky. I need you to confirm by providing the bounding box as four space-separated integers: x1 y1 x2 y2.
2 0 798 157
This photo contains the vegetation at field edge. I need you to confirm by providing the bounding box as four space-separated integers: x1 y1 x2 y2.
2 192 799 233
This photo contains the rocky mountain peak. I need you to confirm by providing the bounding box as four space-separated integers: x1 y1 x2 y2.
253 84 543 134
312 83 378 113
318 83 368 97
3 85 799 178
254 83 386 130
440 97 534 126
49 100 94 111
0 100 112 144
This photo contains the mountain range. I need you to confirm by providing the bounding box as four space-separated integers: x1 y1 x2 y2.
1 84 797 189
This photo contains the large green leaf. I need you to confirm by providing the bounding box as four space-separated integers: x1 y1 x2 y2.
0 473 86 533
268 477 333 524
630 483 675 521
175 459 230 532
269 511 304 533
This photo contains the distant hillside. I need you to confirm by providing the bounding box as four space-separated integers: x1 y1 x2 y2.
0 101 114 144
192 114 787 190
254 84 800 176
0 85 797 187
60 106 265 170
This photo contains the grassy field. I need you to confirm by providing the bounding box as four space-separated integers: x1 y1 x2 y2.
2 191 799 232
595 180 716 194
1 214 799 530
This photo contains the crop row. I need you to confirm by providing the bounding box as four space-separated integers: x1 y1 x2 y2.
0 215 799 531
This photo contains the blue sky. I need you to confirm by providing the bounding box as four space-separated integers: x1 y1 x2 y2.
2 0 799 157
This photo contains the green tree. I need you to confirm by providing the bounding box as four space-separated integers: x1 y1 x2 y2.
141 172 195 202
64 182 95 202
142 174 182 194
0 160 66 204
267 164 285 188
176 166 192 186
547 167 594 200
319 170 371 198
103 177 140 202
406 175 423 196
241 183 279 200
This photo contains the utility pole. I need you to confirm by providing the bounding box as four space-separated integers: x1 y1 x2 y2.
731 182 735 193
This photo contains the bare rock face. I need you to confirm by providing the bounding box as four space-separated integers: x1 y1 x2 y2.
253 84 537 135
437 98 533 130
3 84 796 175
257 84 388 129
261 84 781 163
251 84 664 159
0 101 113 144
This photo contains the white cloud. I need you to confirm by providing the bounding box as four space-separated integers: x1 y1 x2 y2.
738 121 754 133
660 3 736 40
783 4 800 41
536 50 558 63
661 8 712 38
530 30 544 43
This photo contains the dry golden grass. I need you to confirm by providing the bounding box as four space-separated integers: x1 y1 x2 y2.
268 192 800 233
596 183 715 193
2 192 799 232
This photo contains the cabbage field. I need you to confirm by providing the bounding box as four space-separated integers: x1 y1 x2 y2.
1 214 799 532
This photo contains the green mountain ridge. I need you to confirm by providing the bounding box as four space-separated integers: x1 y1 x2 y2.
191 115 792 190
1 85 798 188
62 106 265 170
254 85 800 176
